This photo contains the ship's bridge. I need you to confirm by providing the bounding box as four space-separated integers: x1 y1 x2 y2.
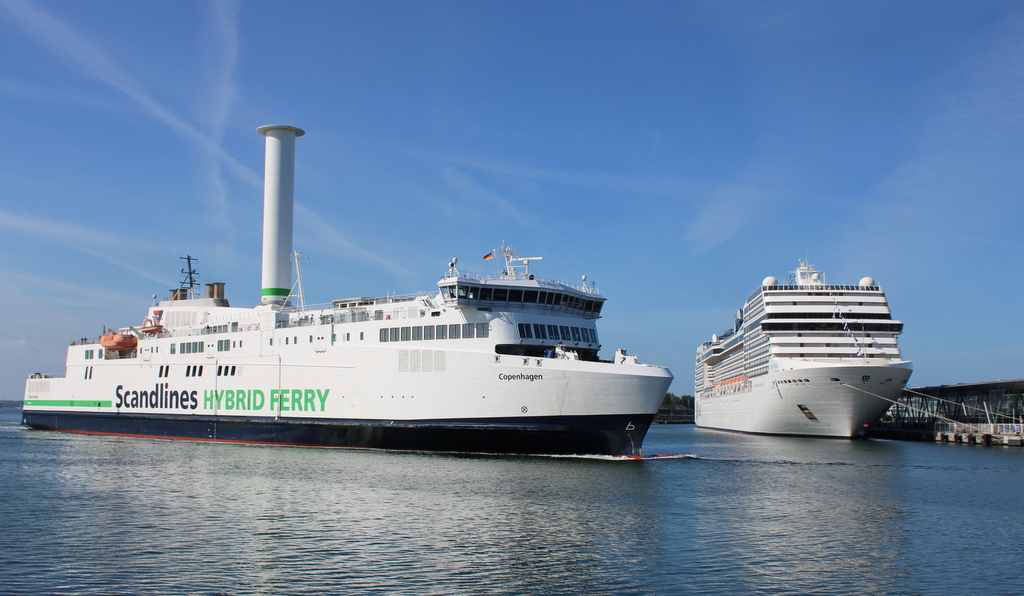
437 277 605 319
436 244 605 319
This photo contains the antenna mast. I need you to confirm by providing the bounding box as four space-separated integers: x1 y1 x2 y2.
291 251 310 311
179 255 199 299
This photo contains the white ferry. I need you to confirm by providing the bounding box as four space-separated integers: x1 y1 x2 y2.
22 126 673 456
695 261 911 438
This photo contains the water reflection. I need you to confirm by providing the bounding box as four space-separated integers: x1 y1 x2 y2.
691 441 908 594
4 414 1024 596
10 428 676 594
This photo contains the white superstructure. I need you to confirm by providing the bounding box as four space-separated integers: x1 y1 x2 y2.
22 126 672 456
695 261 911 438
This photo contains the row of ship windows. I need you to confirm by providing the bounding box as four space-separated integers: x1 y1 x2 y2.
168 340 246 355
271 331 371 343
517 323 598 344
156 364 238 377
83 332 391 359
776 376 885 384
163 340 243 354
766 312 892 320
172 341 204 355
178 365 237 377
747 345 770 358
442 285 604 314
761 322 903 332
747 355 769 369
380 323 490 343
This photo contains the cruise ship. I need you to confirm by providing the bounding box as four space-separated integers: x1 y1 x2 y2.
22 126 673 456
695 261 911 438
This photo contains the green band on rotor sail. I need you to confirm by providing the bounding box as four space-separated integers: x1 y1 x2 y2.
262 288 291 297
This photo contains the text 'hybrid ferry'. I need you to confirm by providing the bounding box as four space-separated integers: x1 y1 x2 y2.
22 125 673 457
695 261 911 438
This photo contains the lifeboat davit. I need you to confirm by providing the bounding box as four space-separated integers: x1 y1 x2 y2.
99 333 138 351
140 319 164 335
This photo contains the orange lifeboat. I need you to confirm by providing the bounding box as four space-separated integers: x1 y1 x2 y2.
99 333 138 351
140 318 164 335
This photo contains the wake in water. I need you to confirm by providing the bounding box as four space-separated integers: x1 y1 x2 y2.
547 452 697 461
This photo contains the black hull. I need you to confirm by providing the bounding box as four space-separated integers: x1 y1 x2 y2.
21 411 655 456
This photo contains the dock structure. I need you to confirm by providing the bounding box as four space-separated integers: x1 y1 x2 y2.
869 378 1024 446
933 422 1023 446
653 404 694 424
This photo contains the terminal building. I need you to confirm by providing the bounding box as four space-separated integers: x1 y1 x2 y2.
870 378 1024 444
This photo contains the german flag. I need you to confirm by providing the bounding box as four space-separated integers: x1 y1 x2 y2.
483 252 494 260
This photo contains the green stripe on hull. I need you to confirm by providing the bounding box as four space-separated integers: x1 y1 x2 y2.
24 400 112 408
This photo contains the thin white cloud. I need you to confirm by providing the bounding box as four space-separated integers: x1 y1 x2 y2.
0 267 147 304
294 203 415 279
846 11 1024 257
199 0 239 134
681 182 777 255
1 338 28 352
196 0 242 244
0 209 171 286
0 70 128 112
440 151 771 254
439 167 536 228
435 153 663 197
0 0 260 216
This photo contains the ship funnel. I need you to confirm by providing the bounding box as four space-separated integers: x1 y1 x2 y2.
257 125 305 305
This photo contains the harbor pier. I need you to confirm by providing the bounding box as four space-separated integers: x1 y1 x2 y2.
869 378 1024 446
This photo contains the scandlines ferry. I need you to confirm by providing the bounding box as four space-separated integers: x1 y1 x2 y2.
694 261 911 438
22 125 673 457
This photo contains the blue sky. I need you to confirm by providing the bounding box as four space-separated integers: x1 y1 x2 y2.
2 0 1023 398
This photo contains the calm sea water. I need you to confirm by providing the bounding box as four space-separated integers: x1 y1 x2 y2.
3 404 1023 596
